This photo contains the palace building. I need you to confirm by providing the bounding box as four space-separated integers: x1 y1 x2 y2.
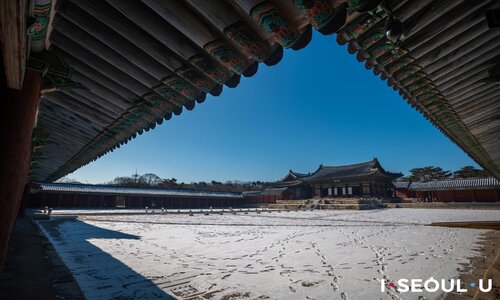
274 159 402 199
28 182 244 209
393 177 500 202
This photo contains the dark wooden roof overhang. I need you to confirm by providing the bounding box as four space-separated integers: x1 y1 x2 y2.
336 0 500 179
11 0 498 181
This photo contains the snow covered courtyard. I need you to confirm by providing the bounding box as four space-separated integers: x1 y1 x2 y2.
36 209 500 300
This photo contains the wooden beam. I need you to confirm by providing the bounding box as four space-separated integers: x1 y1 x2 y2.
402 0 491 49
432 46 500 87
407 6 490 58
439 64 492 93
66 88 125 117
56 52 141 103
72 0 183 70
37 106 101 138
0 0 27 89
424 36 500 78
56 4 173 80
50 23 158 87
141 0 255 75
185 0 281 65
449 84 499 108
393 0 435 23
42 92 111 127
37 113 98 141
50 37 151 95
60 89 120 120
106 0 236 85
0 70 42 268
37 106 93 136
70 70 133 110
71 0 220 95
34 118 90 147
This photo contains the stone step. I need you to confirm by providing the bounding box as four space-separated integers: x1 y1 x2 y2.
263 203 384 210
275 199 307 205
275 198 382 205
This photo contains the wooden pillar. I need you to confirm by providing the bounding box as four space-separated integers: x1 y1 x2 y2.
0 69 42 268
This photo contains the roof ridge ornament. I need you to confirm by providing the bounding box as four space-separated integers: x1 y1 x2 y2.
250 2 302 49
293 0 348 35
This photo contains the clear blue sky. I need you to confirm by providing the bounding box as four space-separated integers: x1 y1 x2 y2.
68 31 478 184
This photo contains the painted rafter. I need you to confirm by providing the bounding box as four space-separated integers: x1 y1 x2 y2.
26 0 499 181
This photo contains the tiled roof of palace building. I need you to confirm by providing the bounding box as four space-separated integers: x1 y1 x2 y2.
300 159 403 181
281 170 311 182
36 182 243 198
275 180 306 188
395 177 500 192
289 171 309 178
392 181 411 189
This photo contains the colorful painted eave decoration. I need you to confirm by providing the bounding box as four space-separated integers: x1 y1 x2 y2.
44 0 498 181
336 6 497 177
29 0 52 53
48 0 383 181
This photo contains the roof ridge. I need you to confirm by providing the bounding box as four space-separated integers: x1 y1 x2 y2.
319 159 377 169
37 182 243 196
416 177 498 182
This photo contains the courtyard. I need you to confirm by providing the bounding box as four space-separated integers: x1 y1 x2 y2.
36 208 500 300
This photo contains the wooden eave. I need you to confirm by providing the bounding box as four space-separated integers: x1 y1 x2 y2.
336 0 500 179
21 0 499 181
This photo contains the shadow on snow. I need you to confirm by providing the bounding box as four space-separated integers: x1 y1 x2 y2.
38 217 175 299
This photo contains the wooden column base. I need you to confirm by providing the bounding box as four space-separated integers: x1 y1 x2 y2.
0 69 42 268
